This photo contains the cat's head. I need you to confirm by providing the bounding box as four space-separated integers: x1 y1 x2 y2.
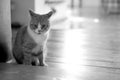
29 9 55 34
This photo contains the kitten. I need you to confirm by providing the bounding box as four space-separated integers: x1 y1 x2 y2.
13 9 55 66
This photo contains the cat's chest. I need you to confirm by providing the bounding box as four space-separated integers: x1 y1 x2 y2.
32 34 48 44
27 27 48 44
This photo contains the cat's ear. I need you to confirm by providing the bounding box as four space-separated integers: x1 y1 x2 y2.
47 8 56 19
29 10 35 17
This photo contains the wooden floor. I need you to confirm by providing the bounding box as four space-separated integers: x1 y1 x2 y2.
2 12 120 80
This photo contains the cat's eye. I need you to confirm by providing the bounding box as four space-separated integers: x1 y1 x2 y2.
41 25 46 29
31 24 38 29
34 24 38 28
42 25 46 27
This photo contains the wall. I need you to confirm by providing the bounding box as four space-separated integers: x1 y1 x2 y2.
11 0 34 25
83 0 101 8
0 0 12 62
35 0 50 14
78 0 101 18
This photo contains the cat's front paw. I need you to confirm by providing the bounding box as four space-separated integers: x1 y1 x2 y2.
40 62 48 67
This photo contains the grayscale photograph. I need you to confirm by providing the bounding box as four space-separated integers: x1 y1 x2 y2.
0 0 120 80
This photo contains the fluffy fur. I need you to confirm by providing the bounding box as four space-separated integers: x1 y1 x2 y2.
13 9 55 66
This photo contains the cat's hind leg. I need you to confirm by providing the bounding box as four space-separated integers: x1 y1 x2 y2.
23 53 32 65
31 57 39 66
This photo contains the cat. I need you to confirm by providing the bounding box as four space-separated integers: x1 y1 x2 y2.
13 9 55 66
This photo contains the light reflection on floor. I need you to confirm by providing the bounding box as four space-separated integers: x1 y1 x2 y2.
63 29 88 65
45 10 120 79
48 16 102 68
60 14 101 65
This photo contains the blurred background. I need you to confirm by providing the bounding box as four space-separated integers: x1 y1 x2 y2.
11 0 120 29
